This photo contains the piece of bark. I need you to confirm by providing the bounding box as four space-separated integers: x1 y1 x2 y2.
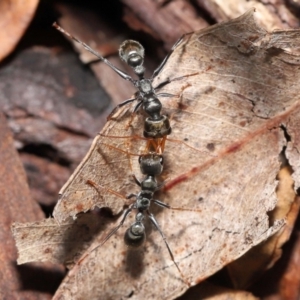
0 112 57 299
0 45 112 205
55 3 126 63
0 46 109 140
13 10 300 299
21 153 71 207
0 0 39 61
121 0 209 49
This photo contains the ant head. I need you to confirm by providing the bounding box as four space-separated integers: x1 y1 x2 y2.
119 40 145 76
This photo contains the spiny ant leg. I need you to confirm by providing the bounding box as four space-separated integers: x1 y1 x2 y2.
153 199 171 209
86 180 129 202
53 23 135 84
98 142 141 158
125 111 138 130
78 204 135 265
127 193 138 199
159 137 166 154
155 181 166 191
155 80 173 90
132 174 141 187
147 211 190 286
169 72 199 82
133 100 143 113
154 72 198 93
155 82 191 104
100 132 213 157
99 133 150 154
107 96 138 120
146 137 167 154
153 199 203 213
156 92 175 98
152 33 191 78
166 137 217 157
99 133 147 140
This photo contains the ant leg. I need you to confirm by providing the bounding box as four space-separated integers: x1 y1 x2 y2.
156 92 175 98
153 199 202 213
145 137 167 154
147 211 190 286
133 100 143 113
125 111 138 130
107 96 137 120
152 32 193 78
168 72 199 82
156 79 193 102
99 133 149 155
86 180 129 202
131 174 141 187
100 133 214 157
155 181 165 191
159 137 166 153
154 72 198 92
53 23 135 84
78 204 135 264
127 193 138 199
97 142 141 158
153 199 170 209
99 133 147 141
154 79 172 90
166 137 216 157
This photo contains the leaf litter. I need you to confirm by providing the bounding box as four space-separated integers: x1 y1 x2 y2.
12 9 300 299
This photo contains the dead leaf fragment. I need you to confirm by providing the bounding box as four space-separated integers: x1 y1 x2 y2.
0 0 39 61
12 212 110 268
0 112 53 299
227 166 299 288
178 281 259 299
195 0 300 29
278 231 300 300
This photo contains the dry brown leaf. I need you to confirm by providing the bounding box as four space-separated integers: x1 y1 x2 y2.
177 281 259 300
13 9 300 299
12 212 110 268
21 153 71 207
0 0 39 61
0 112 53 299
227 166 299 288
195 0 297 30
278 229 300 300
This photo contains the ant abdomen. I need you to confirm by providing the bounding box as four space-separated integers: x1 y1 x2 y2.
124 219 146 247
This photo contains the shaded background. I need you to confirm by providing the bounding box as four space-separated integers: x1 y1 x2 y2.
1 0 300 299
